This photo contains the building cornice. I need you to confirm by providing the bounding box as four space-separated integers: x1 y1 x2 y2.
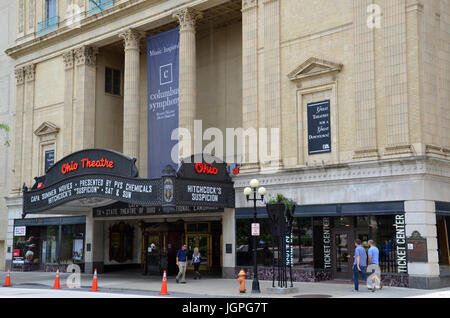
5 0 226 61
233 156 450 188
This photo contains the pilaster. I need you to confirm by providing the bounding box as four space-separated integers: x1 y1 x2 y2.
23 64 35 188
405 200 440 288
240 0 260 172
353 0 378 159
12 67 25 193
383 0 412 155
262 0 282 169
63 50 75 156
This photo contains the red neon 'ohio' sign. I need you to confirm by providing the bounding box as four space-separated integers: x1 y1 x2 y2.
194 163 218 175
61 158 114 175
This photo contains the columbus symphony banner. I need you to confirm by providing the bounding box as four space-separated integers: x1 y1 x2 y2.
147 28 180 178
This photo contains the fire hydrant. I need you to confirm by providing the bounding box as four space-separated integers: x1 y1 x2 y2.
237 269 246 293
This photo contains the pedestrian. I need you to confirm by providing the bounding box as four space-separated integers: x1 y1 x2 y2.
352 239 373 292
192 247 201 279
368 240 379 266
176 244 188 284
368 240 382 290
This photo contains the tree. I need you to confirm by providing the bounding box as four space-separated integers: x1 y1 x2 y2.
0 123 10 146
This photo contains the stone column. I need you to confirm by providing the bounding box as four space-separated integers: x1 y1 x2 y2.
12 67 25 193
119 29 143 160
241 0 260 171
84 214 104 274
222 208 236 279
63 50 74 156
74 46 98 151
173 8 202 159
405 200 441 289
22 64 35 187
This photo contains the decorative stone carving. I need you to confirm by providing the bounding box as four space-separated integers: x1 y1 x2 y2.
119 29 143 51
62 50 75 70
15 67 25 86
74 46 98 66
242 0 258 11
34 121 60 137
173 7 203 32
24 64 36 82
288 57 343 81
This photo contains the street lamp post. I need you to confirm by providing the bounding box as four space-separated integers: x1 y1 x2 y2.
244 179 266 294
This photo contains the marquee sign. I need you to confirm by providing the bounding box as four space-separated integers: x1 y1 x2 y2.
22 151 235 218
35 148 139 188
24 174 160 214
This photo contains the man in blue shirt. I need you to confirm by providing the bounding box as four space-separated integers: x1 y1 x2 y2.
176 244 188 284
368 240 379 265
353 239 370 291
367 240 382 290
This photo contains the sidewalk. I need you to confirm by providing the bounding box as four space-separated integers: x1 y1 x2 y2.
1 270 450 298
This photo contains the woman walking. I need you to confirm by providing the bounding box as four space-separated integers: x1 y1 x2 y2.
192 247 202 279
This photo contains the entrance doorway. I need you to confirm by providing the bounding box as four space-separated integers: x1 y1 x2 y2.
141 220 222 276
185 222 222 274
331 219 370 280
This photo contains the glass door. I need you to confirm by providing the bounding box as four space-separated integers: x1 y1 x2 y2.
145 233 163 275
332 229 353 279
186 234 211 271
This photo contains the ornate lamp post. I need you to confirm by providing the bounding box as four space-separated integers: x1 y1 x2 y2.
244 179 266 294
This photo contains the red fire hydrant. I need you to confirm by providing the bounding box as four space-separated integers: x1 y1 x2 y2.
237 269 246 293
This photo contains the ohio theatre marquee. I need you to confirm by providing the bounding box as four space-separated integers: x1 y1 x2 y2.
22 149 235 218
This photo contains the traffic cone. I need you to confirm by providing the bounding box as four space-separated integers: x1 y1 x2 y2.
159 270 169 295
3 268 11 287
90 268 99 292
52 269 61 289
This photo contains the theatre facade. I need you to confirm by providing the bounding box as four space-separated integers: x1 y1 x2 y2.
4 0 450 290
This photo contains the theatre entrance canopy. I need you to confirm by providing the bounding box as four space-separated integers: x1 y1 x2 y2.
22 149 235 218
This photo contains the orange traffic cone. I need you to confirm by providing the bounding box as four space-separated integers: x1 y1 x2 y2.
159 270 169 295
90 268 99 292
52 269 61 289
3 268 11 287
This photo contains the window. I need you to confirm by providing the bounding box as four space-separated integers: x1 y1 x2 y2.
293 218 314 268
368 215 398 273
88 0 115 16
236 217 314 268
236 219 274 267
105 67 121 95
37 0 59 36
437 215 450 275
46 0 57 19
60 224 85 264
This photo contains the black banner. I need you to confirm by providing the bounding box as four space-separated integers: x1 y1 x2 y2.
44 150 55 173
93 201 224 218
176 179 235 208
307 100 331 155
24 174 160 214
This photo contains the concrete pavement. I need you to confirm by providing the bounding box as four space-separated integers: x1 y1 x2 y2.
1 270 450 298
